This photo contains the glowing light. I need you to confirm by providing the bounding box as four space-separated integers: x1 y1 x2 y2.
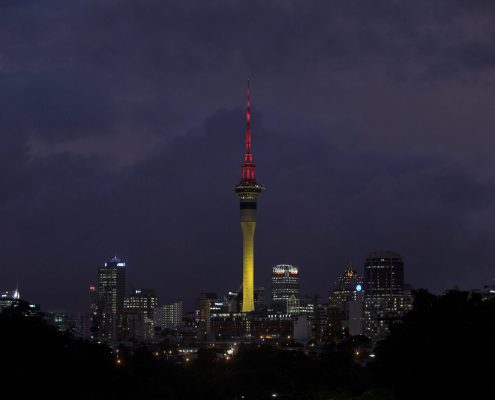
356 284 362 292
241 222 256 312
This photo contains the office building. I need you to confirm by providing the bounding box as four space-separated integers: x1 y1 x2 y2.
154 301 183 331
329 263 364 306
197 292 218 336
313 304 343 342
96 255 126 341
83 284 98 339
124 289 159 319
271 264 300 311
0 288 21 310
363 251 413 340
329 262 365 336
123 289 159 340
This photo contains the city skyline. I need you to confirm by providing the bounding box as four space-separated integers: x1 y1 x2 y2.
2 1 495 312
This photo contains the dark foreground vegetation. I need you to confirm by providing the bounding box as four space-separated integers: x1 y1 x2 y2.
1 290 493 399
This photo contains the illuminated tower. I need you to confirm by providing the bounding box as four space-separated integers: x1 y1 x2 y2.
234 80 265 313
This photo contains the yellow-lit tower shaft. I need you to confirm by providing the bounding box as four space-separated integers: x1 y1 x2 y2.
234 81 264 313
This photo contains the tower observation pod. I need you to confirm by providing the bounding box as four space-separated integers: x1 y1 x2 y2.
234 80 265 313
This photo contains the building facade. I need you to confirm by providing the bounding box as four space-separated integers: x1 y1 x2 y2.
123 289 159 340
0 289 21 311
363 251 413 340
96 256 126 341
154 301 183 331
329 265 364 306
271 264 300 311
329 263 365 336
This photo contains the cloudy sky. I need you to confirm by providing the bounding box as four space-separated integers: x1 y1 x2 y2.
2 0 495 311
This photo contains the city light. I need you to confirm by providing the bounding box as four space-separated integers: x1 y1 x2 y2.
0 4 491 400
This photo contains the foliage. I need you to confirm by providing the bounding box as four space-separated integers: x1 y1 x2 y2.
370 289 495 399
1 289 491 399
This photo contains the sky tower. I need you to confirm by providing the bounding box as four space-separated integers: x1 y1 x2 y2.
234 80 265 313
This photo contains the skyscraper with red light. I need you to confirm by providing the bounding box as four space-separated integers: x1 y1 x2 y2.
97 255 126 341
234 81 265 313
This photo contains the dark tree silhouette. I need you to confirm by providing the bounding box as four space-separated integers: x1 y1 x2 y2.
371 289 495 399
2 289 490 400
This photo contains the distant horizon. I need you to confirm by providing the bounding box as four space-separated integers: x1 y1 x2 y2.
5 251 485 314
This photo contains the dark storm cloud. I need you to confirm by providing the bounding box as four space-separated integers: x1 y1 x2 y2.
1 0 495 310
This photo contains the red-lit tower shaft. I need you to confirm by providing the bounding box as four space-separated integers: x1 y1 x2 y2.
241 81 256 183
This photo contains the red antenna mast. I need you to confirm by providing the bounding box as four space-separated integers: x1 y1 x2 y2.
241 79 256 183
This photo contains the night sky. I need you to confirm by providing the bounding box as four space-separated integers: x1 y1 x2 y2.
2 1 495 312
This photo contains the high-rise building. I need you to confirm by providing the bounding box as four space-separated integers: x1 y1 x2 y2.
363 251 412 340
89 284 98 314
81 284 99 339
329 264 364 306
365 251 404 293
329 262 365 336
271 264 300 311
85 284 98 338
154 301 183 330
313 304 343 342
124 289 159 320
97 256 126 341
197 292 218 336
234 81 265 313
0 288 22 311
123 289 159 340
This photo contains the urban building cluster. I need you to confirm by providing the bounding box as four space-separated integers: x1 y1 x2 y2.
0 253 413 344
2 83 494 356
80 256 183 342
3 253 495 352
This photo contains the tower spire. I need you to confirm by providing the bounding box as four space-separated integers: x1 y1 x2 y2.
241 79 256 183
246 79 251 154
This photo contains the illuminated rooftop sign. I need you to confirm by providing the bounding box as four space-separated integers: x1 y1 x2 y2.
272 264 299 276
104 262 126 267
